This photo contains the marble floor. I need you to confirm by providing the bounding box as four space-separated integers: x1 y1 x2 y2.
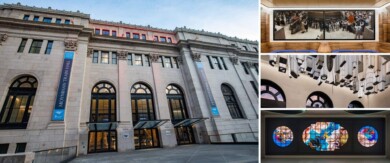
262 158 390 163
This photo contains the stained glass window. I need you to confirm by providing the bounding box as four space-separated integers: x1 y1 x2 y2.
273 126 293 147
358 126 378 147
302 122 348 151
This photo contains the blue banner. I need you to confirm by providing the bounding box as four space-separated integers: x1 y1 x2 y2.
195 62 220 116
52 51 74 121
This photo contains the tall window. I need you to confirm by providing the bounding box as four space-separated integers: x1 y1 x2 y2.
221 84 244 119
154 36 159 42
212 57 222 70
112 31 117 37
0 75 38 129
127 54 132 65
207 56 214 69
165 57 172 68
172 57 179 68
145 55 150 67
92 51 98 63
112 52 117 64
102 30 109 36
55 18 61 24
167 37 172 43
90 82 116 122
250 81 258 96
95 29 100 35
261 80 286 108
160 37 166 42
133 33 140 39
141 34 146 40
243 46 248 51
101 51 109 64
253 47 258 52
44 41 53 55
15 143 26 153
126 32 130 39
0 144 9 154
23 15 29 20
241 62 250 74
43 17 52 23
159 56 165 67
306 91 333 108
17 38 28 53
33 16 39 21
29 40 43 54
131 83 155 125
64 19 70 24
134 54 143 66
166 85 187 124
220 57 228 70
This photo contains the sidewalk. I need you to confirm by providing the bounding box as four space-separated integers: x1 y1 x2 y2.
70 144 258 163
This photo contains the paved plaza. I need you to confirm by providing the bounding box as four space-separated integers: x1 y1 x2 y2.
70 144 258 163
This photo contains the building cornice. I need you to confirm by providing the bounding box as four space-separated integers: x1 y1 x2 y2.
0 3 90 19
0 17 90 35
90 19 174 34
174 27 258 44
178 39 258 59
90 35 178 50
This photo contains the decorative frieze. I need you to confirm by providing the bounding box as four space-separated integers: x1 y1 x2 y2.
150 54 160 62
64 39 78 51
191 52 201 62
118 51 128 60
0 34 8 45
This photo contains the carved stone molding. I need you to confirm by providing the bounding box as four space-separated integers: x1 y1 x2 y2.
177 56 183 64
87 48 93 58
0 34 8 45
118 51 128 60
191 53 201 62
230 56 239 65
150 54 160 62
64 39 78 51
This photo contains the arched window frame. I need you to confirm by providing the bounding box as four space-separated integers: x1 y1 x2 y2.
131 83 155 124
348 100 364 108
221 84 244 119
0 75 38 129
166 84 188 123
90 82 117 122
306 91 333 108
261 80 286 108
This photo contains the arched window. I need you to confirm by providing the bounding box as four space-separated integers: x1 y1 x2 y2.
131 83 155 124
0 75 37 129
90 82 116 122
166 85 187 122
306 91 333 108
261 80 286 108
348 101 364 108
221 84 244 119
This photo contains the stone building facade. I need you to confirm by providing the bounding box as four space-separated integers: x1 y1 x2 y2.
0 3 258 155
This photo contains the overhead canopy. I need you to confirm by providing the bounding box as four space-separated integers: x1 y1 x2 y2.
87 122 118 131
173 118 208 127
133 120 169 129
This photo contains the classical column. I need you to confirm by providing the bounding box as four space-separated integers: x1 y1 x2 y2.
150 53 178 147
117 50 134 152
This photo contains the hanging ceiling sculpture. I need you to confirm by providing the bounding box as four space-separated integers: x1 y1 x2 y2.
268 55 390 98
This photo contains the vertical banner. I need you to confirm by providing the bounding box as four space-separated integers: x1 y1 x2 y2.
52 51 74 121
195 62 220 116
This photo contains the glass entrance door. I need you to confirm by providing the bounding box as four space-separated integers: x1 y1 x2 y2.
88 131 117 153
134 128 159 149
175 126 195 145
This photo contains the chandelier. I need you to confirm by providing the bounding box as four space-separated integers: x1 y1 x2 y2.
268 55 390 98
